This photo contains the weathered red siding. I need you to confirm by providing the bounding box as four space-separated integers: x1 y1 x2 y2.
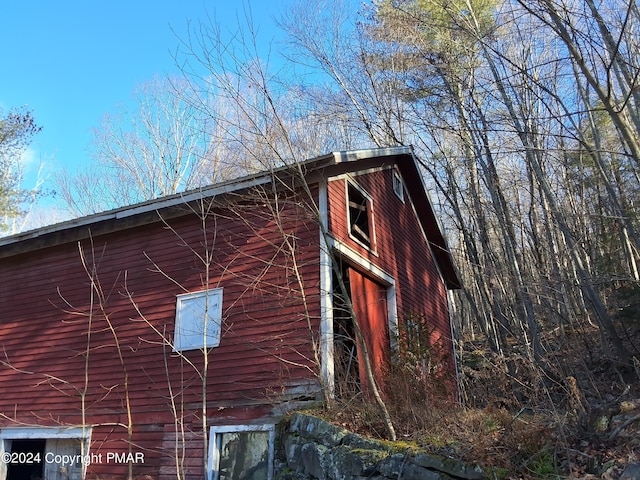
327 168 456 395
0 190 322 479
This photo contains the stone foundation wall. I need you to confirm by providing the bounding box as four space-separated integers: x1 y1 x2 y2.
276 413 487 480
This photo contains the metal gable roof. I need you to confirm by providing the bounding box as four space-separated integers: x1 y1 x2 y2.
0 146 460 288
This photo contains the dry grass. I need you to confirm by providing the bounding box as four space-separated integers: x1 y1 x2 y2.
315 324 640 479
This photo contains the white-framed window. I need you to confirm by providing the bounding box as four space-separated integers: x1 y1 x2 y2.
208 424 275 480
174 288 223 351
392 169 404 202
346 180 375 250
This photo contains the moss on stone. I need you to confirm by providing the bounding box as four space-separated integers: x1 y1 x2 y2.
348 447 390 464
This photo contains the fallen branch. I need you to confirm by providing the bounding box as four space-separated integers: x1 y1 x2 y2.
608 413 640 442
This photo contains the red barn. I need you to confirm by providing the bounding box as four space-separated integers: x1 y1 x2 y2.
0 147 459 480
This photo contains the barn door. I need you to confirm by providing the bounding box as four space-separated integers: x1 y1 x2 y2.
333 263 390 397
348 268 390 392
43 439 84 480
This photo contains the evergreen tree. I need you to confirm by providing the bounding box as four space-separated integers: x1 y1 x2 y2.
0 108 42 232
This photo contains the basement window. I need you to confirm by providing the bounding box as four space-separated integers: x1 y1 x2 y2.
1 427 90 480
347 182 374 249
174 288 223 351
208 425 275 480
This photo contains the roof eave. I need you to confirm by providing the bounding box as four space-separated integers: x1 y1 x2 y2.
0 146 461 290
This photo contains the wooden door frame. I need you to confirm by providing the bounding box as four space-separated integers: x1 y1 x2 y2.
320 235 399 398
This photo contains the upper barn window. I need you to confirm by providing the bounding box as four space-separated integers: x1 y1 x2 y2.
347 181 375 249
174 288 223 351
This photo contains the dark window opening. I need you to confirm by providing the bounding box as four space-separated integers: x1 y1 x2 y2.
6 439 45 480
347 183 372 247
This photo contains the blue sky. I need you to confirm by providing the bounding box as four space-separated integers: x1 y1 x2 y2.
1 1 287 212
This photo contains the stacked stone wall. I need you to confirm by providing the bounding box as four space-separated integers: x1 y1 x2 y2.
276 413 487 480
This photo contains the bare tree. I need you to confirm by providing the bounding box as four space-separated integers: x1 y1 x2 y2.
174 8 399 439
57 76 249 216
272 0 640 391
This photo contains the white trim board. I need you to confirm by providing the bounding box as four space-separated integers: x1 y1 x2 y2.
0 427 90 439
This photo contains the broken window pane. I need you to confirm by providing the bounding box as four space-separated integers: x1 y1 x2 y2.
347 183 372 247
218 431 269 480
